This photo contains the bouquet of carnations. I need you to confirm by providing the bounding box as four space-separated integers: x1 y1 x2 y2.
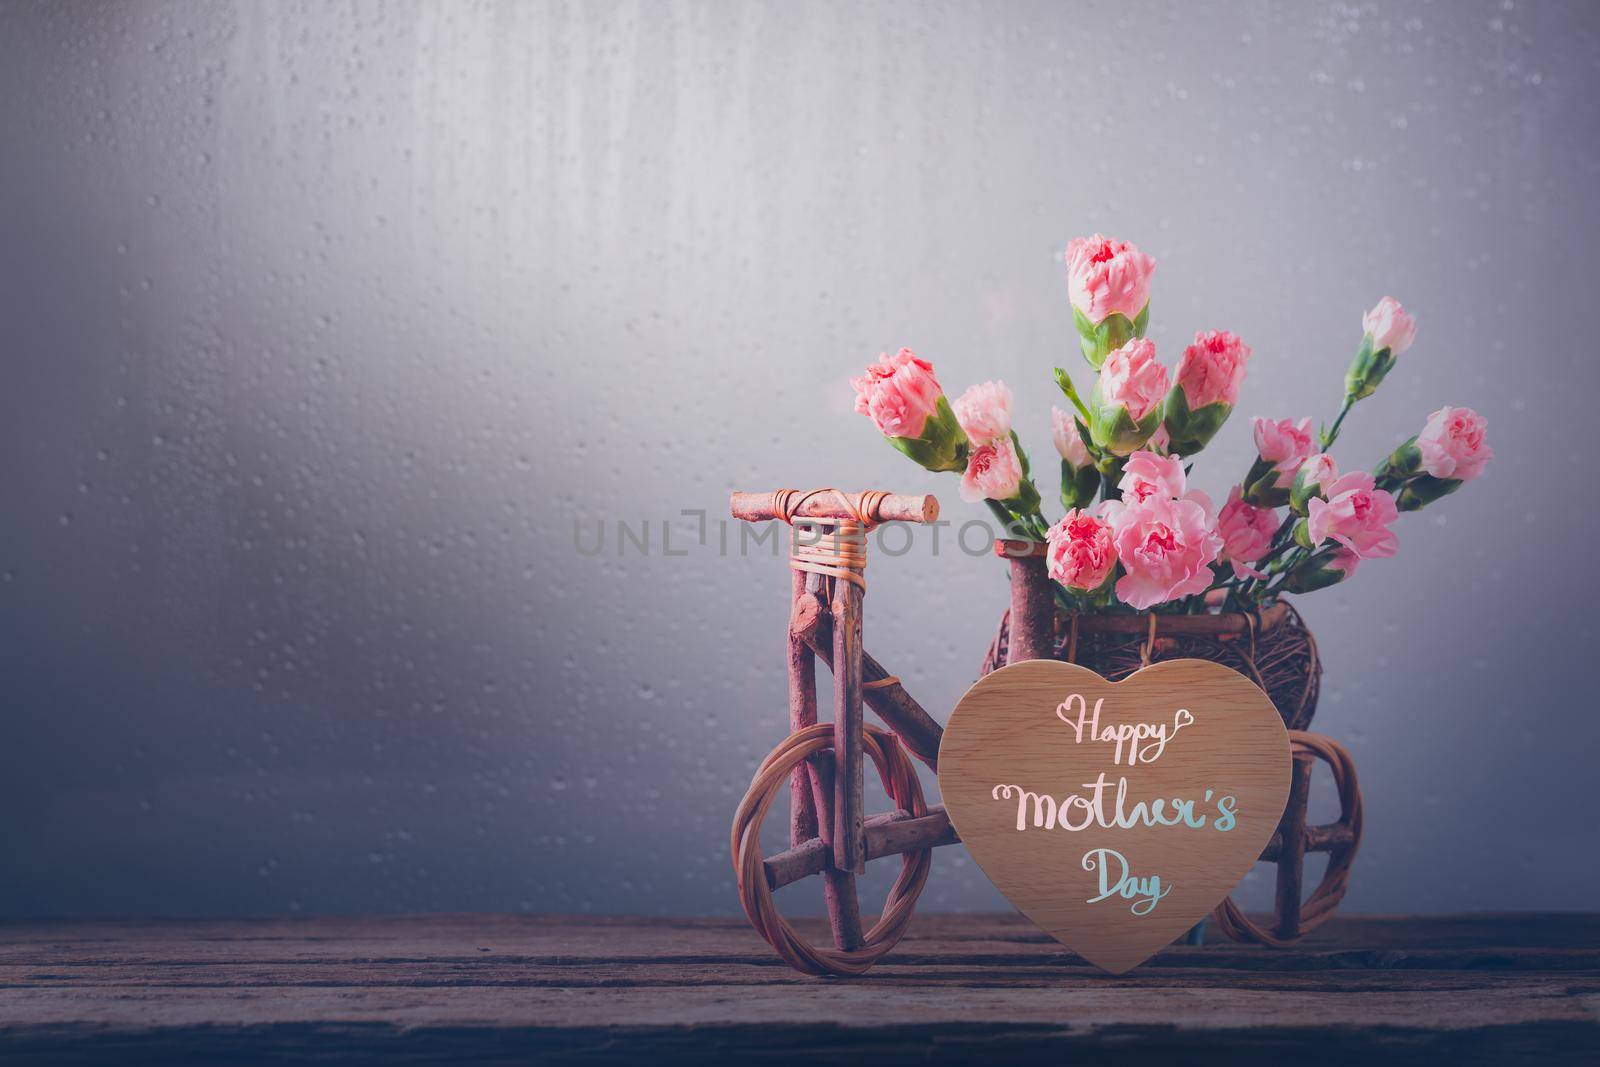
852 235 1492 613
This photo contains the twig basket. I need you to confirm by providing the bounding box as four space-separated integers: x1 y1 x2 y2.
980 598 1323 731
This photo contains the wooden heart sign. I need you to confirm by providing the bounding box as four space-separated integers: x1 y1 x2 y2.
938 658 1291 973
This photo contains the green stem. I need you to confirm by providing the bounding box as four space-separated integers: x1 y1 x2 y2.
1236 514 1300 600
1259 544 1332 599
1053 367 1092 424
1099 457 1126 502
1260 570 1296 599
1267 512 1298 548
1252 535 1298 575
1320 396 1355 450
984 499 1021 540
984 500 1050 543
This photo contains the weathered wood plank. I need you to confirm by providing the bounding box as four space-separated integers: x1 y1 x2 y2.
0 914 1595 1063
3 912 1597 956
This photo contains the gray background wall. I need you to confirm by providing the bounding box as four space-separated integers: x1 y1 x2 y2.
1 0 1596 919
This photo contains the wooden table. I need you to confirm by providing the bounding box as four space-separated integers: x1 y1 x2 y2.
2 914 1596 1063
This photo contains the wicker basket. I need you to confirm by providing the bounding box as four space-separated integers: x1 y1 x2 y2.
980 599 1322 731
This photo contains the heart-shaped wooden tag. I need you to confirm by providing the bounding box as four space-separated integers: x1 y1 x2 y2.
938 658 1291 973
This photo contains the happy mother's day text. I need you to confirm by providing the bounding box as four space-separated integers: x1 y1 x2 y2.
988 693 1238 916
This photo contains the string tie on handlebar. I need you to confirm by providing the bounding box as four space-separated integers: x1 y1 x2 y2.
769 488 889 593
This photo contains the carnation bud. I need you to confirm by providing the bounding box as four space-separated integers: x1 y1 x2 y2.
887 396 969 472
1064 235 1155 369
1282 549 1360 594
1395 474 1462 512
852 350 970 472
1372 436 1423 491
1244 417 1314 507
1344 297 1415 402
1242 455 1291 509
1364 296 1417 355
1289 453 1338 516
1051 405 1092 467
961 431 1043 529
1162 382 1231 457
1162 331 1249 455
1090 338 1167 456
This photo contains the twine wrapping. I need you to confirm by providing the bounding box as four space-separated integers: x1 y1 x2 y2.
770 488 890 593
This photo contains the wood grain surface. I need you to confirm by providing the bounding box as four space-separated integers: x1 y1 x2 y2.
1 914 1597 1063
939 658 1291 973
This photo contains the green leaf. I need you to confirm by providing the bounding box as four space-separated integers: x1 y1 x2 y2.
1009 429 1033 480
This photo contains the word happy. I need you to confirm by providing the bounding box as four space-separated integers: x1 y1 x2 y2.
1056 693 1194 766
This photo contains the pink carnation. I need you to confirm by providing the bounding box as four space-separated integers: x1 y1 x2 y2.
959 436 1024 503
1251 416 1315 488
1052 406 1092 468
1065 234 1157 325
1363 296 1417 355
1118 450 1187 505
850 348 945 439
1100 338 1168 423
1046 509 1118 592
1306 471 1399 561
1148 425 1171 454
1216 485 1278 580
952 380 1013 447
1106 495 1222 610
1417 405 1492 482
1299 452 1338 495
1176 330 1252 410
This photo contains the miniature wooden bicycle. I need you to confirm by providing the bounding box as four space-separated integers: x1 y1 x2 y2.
729 488 1363 977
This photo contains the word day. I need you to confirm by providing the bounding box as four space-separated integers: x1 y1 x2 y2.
1082 847 1172 916
1056 693 1194 766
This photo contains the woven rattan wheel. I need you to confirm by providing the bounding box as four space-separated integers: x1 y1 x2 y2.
731 722 932 976
1211 731 1365 945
